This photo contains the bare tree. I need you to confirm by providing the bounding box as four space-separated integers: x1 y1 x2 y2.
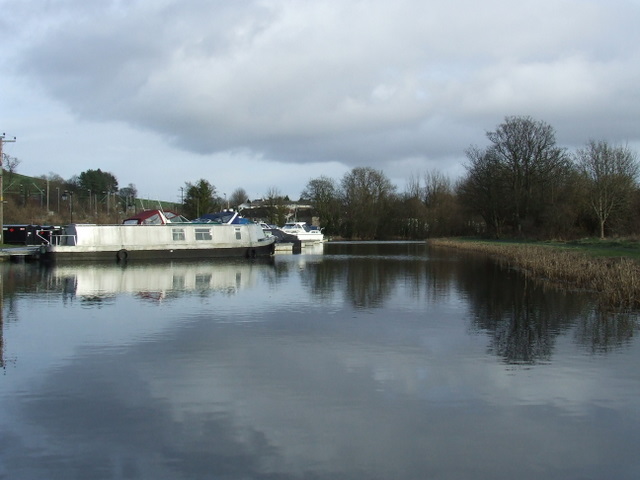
401 174 429 238
301 175 341 234
264 186 287 226
2 153 21 183
118 184 138 213
483 116 569 235
341 167 395 239
458 146 510 237
46 172 65 184
422 169 458 236
229 188 248 209
405 173 422 200
574 140 639 238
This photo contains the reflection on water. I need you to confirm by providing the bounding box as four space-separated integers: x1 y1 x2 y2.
46 258 276 302
1 243 640 479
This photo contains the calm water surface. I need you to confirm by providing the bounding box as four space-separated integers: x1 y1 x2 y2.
1 242 639 479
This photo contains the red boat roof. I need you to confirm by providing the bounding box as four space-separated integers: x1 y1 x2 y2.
122 210 189 225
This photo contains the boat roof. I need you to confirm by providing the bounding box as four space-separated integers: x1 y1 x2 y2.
192 210 251 225
123 210 189 225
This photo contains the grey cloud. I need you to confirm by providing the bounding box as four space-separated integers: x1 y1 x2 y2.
5 0 640 181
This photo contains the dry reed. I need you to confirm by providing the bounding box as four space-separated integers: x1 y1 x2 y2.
429 238 640 311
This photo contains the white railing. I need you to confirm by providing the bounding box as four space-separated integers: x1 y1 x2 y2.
50 234 78 246
35 231 51 245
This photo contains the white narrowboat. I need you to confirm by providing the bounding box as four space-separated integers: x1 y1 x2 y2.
40 209 276 262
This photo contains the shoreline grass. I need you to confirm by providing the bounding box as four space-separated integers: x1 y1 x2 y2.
428 238 640 312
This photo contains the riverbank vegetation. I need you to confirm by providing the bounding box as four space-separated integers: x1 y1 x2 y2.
429 238 640 311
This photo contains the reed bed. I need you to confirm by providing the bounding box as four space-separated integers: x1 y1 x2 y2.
429 238 640 311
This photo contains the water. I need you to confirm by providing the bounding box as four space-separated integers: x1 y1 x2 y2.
1 242 639 479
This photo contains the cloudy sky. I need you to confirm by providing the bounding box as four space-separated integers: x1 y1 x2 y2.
2 0 639 203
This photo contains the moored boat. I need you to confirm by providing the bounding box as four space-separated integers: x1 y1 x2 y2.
260 225 302 254
280 221 324 244
39 209 276 262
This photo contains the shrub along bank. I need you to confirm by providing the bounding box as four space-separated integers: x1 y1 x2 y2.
429 238 640 312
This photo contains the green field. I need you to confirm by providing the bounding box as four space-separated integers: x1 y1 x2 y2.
444 237 640 260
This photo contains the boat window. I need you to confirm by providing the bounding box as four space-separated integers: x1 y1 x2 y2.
195 274 212 288
172 228 186 241
145 213 163 225
193 211 236 224
235 227 242 240
172 275 186 289
195 228 212 241
165 212 190 223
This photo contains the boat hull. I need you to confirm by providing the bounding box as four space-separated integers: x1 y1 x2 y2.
294 233 324 244
280 223 324 244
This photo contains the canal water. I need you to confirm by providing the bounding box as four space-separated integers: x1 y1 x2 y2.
1 242 639 479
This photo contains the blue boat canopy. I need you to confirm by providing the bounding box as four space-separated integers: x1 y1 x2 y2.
192 210 251 225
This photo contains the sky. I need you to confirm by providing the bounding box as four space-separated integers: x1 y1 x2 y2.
2 0 640 204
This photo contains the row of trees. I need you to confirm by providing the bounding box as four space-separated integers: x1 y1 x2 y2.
2 167 140 224
301 116 639 240
458 116 639 239
4 116 639 240
181 180 250 219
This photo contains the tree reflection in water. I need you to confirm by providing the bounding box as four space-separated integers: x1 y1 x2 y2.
301 243 640 364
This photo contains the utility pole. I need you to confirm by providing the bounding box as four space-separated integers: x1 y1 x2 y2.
0 133 17 244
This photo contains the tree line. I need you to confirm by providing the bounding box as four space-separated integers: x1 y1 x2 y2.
1 167 139 225
4 115 639 240
301 116 639 240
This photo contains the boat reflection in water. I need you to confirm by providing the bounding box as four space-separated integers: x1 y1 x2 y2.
46 258 276 302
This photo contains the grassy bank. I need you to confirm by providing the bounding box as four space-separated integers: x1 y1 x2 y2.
428 238 640 312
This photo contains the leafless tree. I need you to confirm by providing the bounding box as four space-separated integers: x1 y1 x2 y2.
458 146 510 237
489 116 569 234
574 140 639 238
264 186 287 225
461 116 570 236
421 169 458 236
301 175 341 234
2 153 21 180
341 167 395 239
229 187 248 209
